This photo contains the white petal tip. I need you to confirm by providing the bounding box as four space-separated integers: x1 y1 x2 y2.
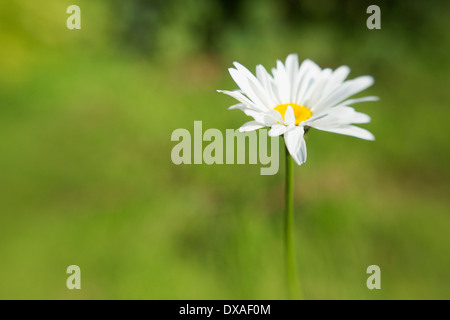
228 67 237 75
268 131 281 137
361 133 376 141
291 155 306 166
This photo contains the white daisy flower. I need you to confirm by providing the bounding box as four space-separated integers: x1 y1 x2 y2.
218 53 377 165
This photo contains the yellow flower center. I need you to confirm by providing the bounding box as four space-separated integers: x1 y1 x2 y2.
274 103 312 125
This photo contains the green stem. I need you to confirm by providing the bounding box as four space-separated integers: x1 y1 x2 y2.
285 146 302 299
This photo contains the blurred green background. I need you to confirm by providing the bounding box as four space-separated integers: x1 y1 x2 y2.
0 0 449 299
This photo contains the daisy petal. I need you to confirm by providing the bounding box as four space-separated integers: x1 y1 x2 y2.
337 107 372 124
284 105 296 125
318 106 371 124
315 75 374 110
266 109 284 124
285 53 299 89
256 65 277 105
302 112 328 126
239 121 265 132
217 89 256 107
227 103 247 110
243 109 270 124
295 59 322 104
274 60 291 103
232 62 276 108
284 126 307 165
229 68 270 109
314 125 375 141
338 95 379 106
321 65 351 95
268 124 289 137
304 68 333 108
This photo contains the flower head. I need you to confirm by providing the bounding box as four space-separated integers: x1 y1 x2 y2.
218 54 377 165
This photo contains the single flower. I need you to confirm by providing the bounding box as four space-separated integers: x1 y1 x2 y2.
218 54 377 165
